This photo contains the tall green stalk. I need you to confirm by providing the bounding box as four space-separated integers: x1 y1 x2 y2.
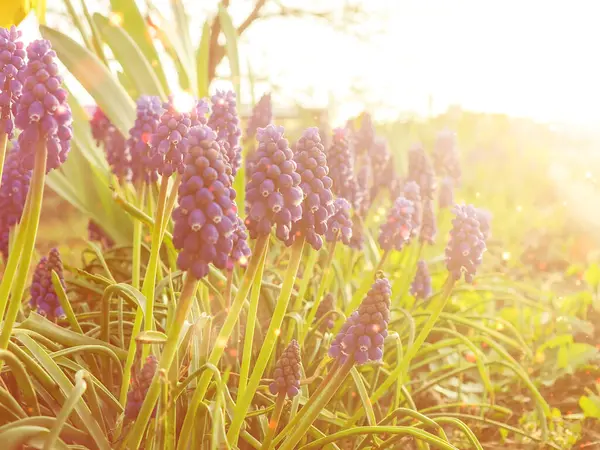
0 142 48 351
226 238 305 445
260 392 286 450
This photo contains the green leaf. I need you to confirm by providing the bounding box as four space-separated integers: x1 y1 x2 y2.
136 330 168 344
217 5 240 99
93 13 167 100
579 395 600 419
39 25 135 137
196 20 211 98
584 263 600 288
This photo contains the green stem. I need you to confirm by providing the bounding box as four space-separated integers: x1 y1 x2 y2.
344 248 389 317
0 142 47 351
226 238 305 445
0 131 7 187
132 184 146 290
176 235 270 450
260 393 286 450
284 247 318 344
125 274 199 449
161 174 181 236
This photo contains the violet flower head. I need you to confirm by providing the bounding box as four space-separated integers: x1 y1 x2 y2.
30 248 66 321
315 292 335 332
420 198 437 245
325 197 352 245
476 208 492 241
407 143 436 200
354 112 375 155
150 99 191 177
355 154 372 217
128 95 163 184
445 204 487 283
245 124 303 243
105 126 129 180
433 129 461 182
329 275 391 365
0 146 31 258
208 90 242 175
88 220 114 249
382 158 403 201
0 26 25 138
269 340 302 398
172 125 239 279
190 98 210 127
228 216 251 269
327 128 357 206
246 92 272 139
287 127 335 250
379 197 415 252
402 181 422 238
349 214 364 250
438 176 454 209
125 355 158 419
89 106 111 146
369 137 391 184
16 39 72 172
411 260 432 300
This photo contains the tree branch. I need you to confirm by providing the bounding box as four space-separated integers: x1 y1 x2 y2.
238 0 269 35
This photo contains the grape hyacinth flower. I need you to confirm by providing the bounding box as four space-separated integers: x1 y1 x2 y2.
245 125 303 243
402 181 422 238
15 39 72 172
150 100 191 177
419 198 437 245
329 276 391 365
354 112 375 155
369 137 390 184
327 128 357 205
105 126 129 180
476 208 492 240
125 355 158 419
246 92 272 139
190 98 210 127
411 260 432 300
315 292 335 332
325 197 352 245
407 143 436 200
0 146 31 258
89 106 111 146
0 26 25 138
438 176 454 209
172 125 241 279
208 90 242 175
349 215 364 250
445 204 487 283
229 216 251 268
355 155 372 217
287 128 335 250
30 248 66 321
379 197 415 252
128 96 163 184
269 340 302 398
88 220 114 249
433 129 461 182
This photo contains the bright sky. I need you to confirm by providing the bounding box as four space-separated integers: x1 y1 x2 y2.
21 0 600 126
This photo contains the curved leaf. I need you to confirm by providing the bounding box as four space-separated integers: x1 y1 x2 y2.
217 5 240 99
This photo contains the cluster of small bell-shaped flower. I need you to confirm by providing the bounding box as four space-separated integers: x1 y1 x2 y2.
208 90 242 175
353 112 375 155
378 197 415 252
433 129 461 182
30 248 66 321
89 106 110 146
354 155 372 217
315 292 336 332
419 198 437 245
228 216 251 269
150 99 192 177
88 220 114 249
0 26 25 137
369 137 391 187
407 143 436 200
411 260 432 300
327 128 357 206
476 208 492 241
190 98 210 127
402 181 422 239
329 276 391 365
125 355 158 419
269 340 302 398
349 215 364 250
245 92 272 139
128 96 163 184
325 197 353 245
438 176 454 209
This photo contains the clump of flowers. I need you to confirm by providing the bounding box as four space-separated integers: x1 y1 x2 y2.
327 128 357 205
369 137 390 185
0 145 31 258
419 198 437 245
89 106 110 146
125 355 158 419
476 208 492 240
88 220 114 249
105 127 129 180
190 98 210 127
208 90 242 175
407 143 436 200
15 39 72 172
150 100 191 177
172 125 243 279
128 96 163 184
445 204 487 283
402 181 422 238
287 128 334 250
315 292 335 332
349 215 364 250
246 92 272 139
329 275 391 365
411 260 432 300
355 155 372 217
438 176 454 209
325 198 353 245
245 125 303 243
0 26 25 137
433 129 461 182
269 340 302 398
229 216 251 268
30 248 66 321
379 197 415 252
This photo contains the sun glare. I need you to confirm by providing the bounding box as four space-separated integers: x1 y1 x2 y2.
171 91 195 113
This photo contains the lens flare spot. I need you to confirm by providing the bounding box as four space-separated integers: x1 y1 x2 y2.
109 12 123 26
502 251 511 261
172 91 195 113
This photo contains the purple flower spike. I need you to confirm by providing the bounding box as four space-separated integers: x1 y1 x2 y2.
245 124 303 243
268 340 302 398
0 26 25 138
190 98 210 127
379 197 415 252
0 145 31 259
411 260 432 300
89 106 111 146
438 176 454 209
445 204 487 283
229 216 251 269
419 198 437 245
128 96 163 184
407 143 436 200
349 215 364 250
125 355 158 419
329 276 390 365
354 112 375 155
105 126 129 180
30 248 66 321
246 93 272 139
15 39 72 172
150 100 191 177
433 129 461 183
369 137 390 185
402 181 422 239
287 128 335 250
173 125 240 279
208 90 242 175
327 128 357 207
476 208 492 240
325 197 352 245
315 292 335 332
355 155 372 217
88 220 114 249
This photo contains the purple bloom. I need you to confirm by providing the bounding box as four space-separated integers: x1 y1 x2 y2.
105 126 129 180
433 129 461 183
354 112 375 155
355 154 372 217
89 106 111 146
0 145 31 259
0 26 25 138
229 216 251 269
30 248 66 321
15 39 72 172
476 208 492 240
173 125 241 279
88 220 114 249
208 90 242 175
268 340 302 398
369 137 390 185
349 214 364 250
438 176 454 209
419 198 437 245
445 204 487 283
315 292 335 332
402 181 422 239
246 92 272 139
411 260 432 300
325 197 352 245
150 100 191 177
190 98 210 127
245 125 303 243
327 128 357 207
329 276 391 365
128 96 163 184
287 128 335 250
125 355 158 419
407 143 436 200
379 197 415 252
